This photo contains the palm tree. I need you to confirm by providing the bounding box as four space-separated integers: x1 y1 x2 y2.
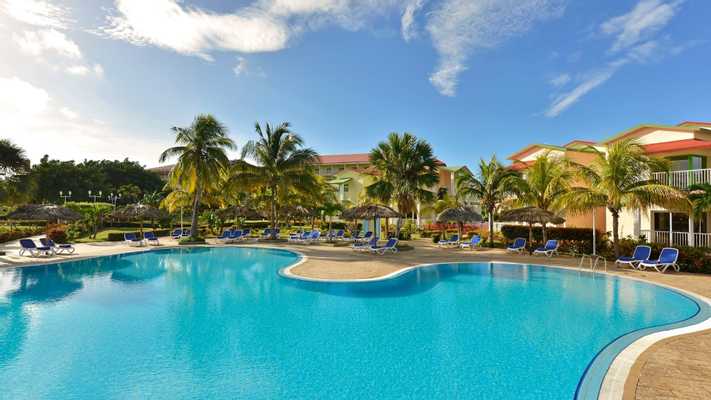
366 132 439 234
230 122 319 239
512 154 572 243
456 155 520 247
0 139 30 176
159 114 235 241
688 183 711 218
563 138 683 257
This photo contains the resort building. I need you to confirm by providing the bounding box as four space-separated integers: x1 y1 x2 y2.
508 121 711 248
150 152 471 225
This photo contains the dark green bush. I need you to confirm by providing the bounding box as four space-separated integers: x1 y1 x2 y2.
500 225 604 254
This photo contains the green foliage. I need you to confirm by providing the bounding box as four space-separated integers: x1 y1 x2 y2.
0 227 45 243
366 132 439 215
500 224 603 254
45 224 68 243
179 236 206 245
14 156 163 204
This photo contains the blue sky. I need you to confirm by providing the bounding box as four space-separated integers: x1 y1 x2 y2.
0 0 709 168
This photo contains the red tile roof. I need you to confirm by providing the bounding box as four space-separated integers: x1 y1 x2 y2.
677 121 711 128
315 153 371 164
644 139 711 154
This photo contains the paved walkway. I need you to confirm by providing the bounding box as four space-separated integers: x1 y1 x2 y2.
2 238 710 399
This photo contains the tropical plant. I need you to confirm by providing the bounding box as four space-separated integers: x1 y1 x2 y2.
562 138 683 257
688 183 711 218
456 155 520 246
512 154 572 243
0 139 29 176
230 122 319 238
366 132 439 235
159 114 235 241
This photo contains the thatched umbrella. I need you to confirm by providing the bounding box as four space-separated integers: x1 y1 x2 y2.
498 207 565 249
112 204 166 233
342 204 401 238
436 206 484 239
7 204 81 222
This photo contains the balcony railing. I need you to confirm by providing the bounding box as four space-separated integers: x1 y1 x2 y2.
652 168 711 189
641 230 711 248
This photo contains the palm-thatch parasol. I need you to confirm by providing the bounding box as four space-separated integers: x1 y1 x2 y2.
112 204 166 233
498 207 565 249
342 204 401 238
216 206 264 220
7 204 82 222
436 206 483 239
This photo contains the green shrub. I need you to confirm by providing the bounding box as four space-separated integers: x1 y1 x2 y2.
0 227 45 243
500 225 603 254
46 224 69 243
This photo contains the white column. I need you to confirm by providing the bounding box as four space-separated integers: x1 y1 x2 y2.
669 212 673 246
416 202 421 228
592 208 596 256
689 214 694 247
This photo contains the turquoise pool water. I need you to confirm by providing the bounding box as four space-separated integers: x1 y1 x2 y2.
0 247 706 399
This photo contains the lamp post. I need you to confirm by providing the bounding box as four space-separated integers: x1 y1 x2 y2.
108 192 121 210
88 190 103 203
59 190 72 204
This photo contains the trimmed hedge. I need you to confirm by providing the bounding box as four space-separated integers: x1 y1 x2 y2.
500 225 603 254
0 227 45 243
106 229 171 242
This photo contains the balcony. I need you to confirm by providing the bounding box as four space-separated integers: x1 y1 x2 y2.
642 230 711 248
652 168 711 189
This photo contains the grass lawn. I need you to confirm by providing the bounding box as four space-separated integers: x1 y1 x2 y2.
75 227 142 243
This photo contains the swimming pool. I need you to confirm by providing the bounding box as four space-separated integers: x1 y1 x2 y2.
0 247 707 399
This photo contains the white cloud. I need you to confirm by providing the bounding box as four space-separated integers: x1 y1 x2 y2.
0 0 69 29
233 57 248 76
549 73 571 87
59 107 78 120
545 68 616 117
0 76 165 166
65 63 104 78
13 29 82 59
426 0 565 96
101 0 291 60
401 0 426 42
66 65 89 75
601 0 682 52
0 76 50 119
93 64 105 78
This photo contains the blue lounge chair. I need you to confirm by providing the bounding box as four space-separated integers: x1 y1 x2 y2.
327 229 345 241
460 235 481 250
353 237 378 251
615 245 652 269
288 230 303 241
507 238 526 254
533 239 559 257
289 231 310 243
182 229 191 238
241 229 251 239
261 228 272 238
144 231 160 246
124 233 145 247
171 229 182 239
216 230 230 243
356 231 373 244
226 230 243 243
39 238 75 254
306 231 321 244
348 231 362 241
19 239 53 257
438 234 460 247
638 248 680 273
370 238 399 255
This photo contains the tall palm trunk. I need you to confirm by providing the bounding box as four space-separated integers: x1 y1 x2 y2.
542 223 547 244
488 208 494 247
190 188 202 240
611 208 620 258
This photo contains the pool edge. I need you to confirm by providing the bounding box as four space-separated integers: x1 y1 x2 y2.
281 259 711 400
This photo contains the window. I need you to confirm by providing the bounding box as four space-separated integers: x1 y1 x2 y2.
691 156 704 170
343 183 349 193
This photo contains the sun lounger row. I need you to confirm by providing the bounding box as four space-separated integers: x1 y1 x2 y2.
19 238 76 257
351 237 398 254
616 245 679 273
437 235 483 250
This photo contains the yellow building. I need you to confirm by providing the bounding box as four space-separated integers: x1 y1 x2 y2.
507 120 711 248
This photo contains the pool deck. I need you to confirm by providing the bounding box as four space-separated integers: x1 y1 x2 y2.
2 237 710 400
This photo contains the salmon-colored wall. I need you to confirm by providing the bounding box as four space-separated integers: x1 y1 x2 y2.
564 207 606 232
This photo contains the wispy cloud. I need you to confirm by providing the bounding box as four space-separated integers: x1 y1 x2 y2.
601 0 683 53
545 0 688 117
401 0 426 42
0 0 70 29
426 0 566 96
13 29 82 59
549 73 571 87
66 64 104 78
